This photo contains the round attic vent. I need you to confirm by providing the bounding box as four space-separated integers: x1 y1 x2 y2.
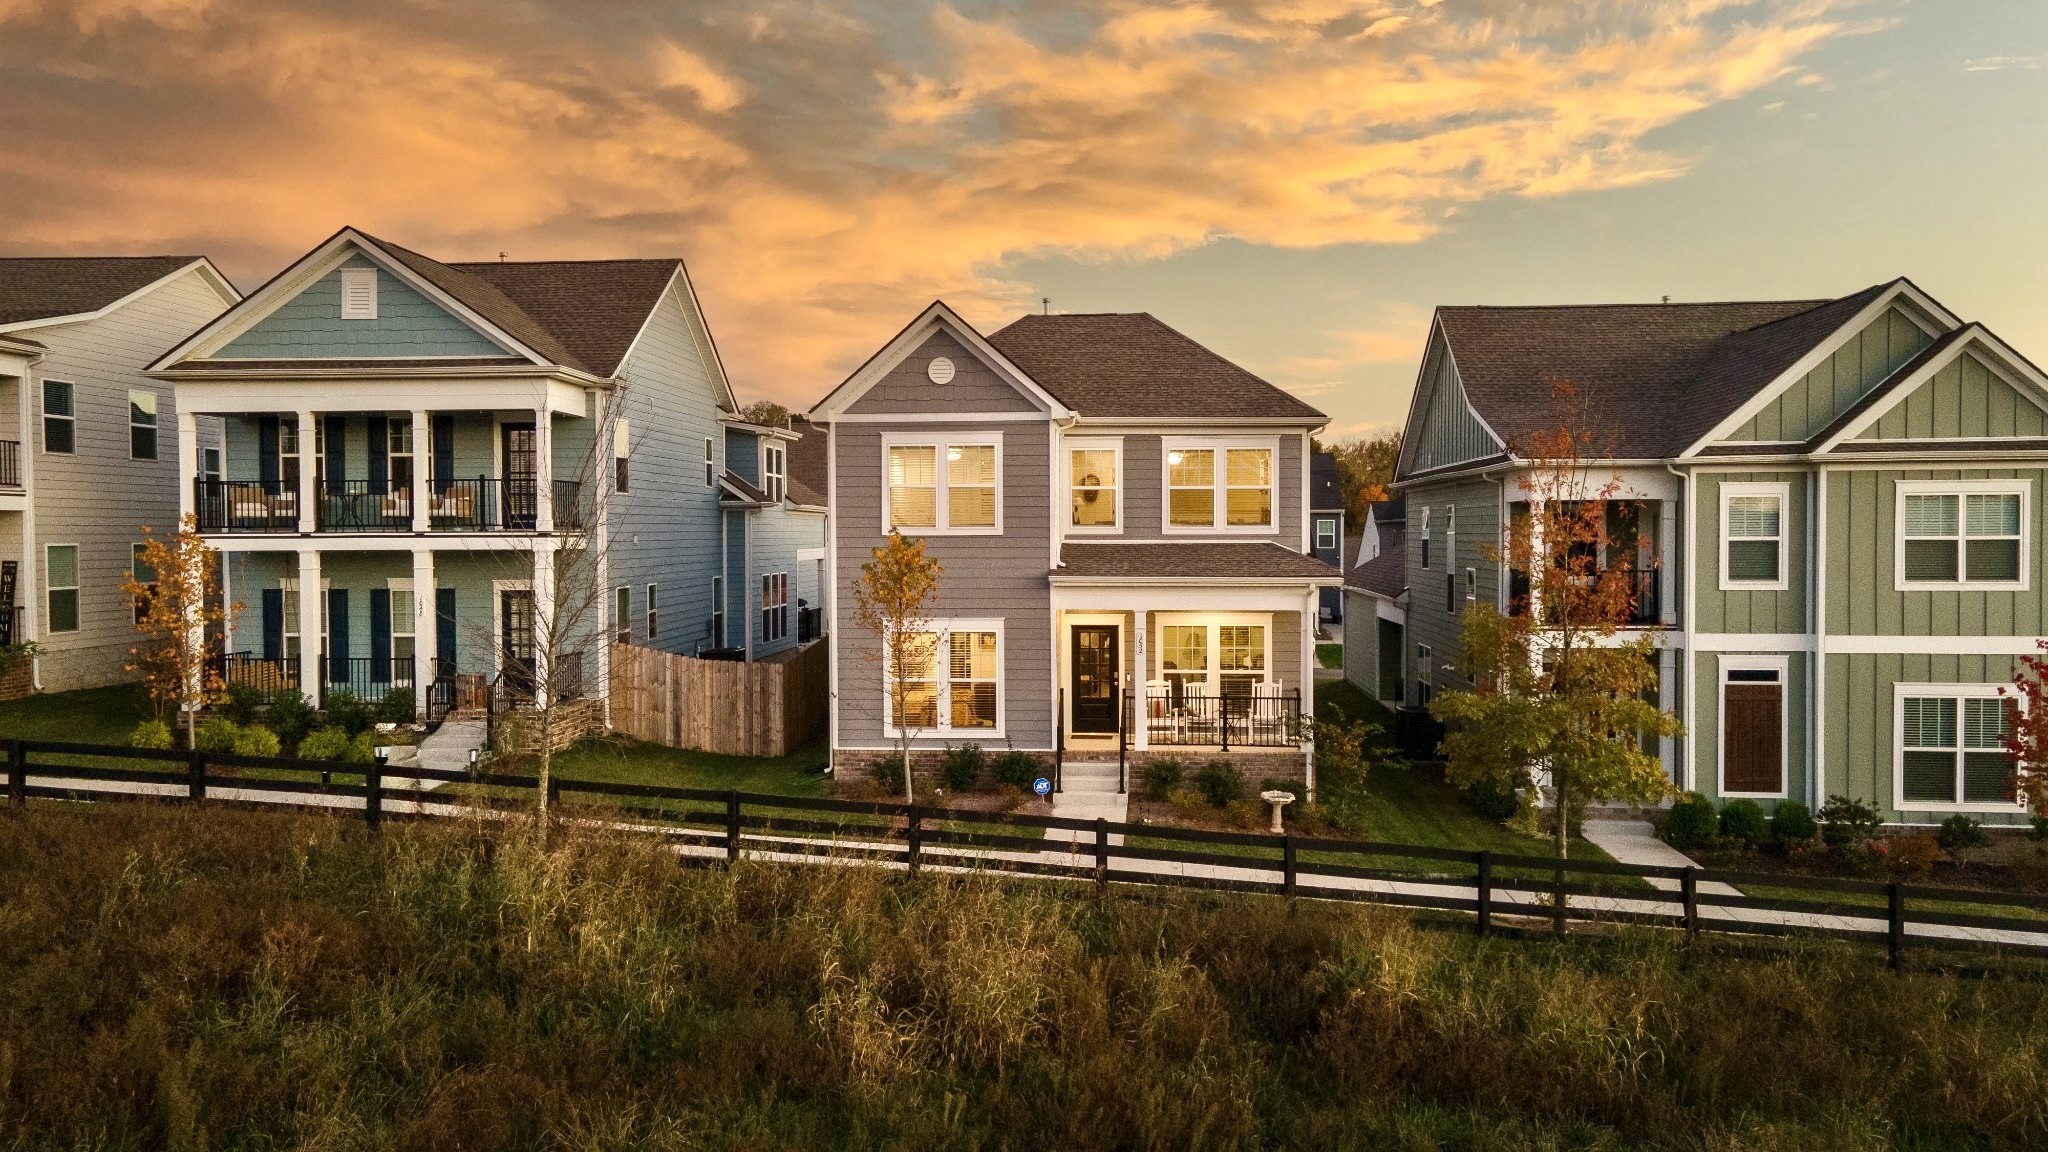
927 356 956 385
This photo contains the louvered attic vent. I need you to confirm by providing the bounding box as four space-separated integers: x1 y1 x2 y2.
340 267 379 320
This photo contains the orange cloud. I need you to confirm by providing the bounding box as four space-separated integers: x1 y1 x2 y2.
0 0 1869 409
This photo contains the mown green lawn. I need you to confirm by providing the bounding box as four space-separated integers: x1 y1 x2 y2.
0 683 153 747
546 734 831 798
1314 643 1343 669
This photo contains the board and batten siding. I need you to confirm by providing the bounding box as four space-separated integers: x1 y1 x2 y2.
30 265 234 691
831 415 1056 751
1824 651 2032 826
1400 476 1502 696
1825 466 2048 637
1857 350 2048 441
218 256 508 359
1079 430 1303 545
1728 306 1933 443
1692 471 1810 635
1410 343 1500 472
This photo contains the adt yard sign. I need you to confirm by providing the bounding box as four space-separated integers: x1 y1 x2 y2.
1033 777 1051 797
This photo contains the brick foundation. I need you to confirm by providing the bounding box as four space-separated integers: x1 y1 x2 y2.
0 660 32 703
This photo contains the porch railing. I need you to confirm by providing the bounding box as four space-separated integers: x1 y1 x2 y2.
1138 686 1303 749
0 439 19 489
1508 566 1662 627
317 654 418 705
796 605 823 644
318 482 413 532
194 480 298 533
426 478 582 532
214 653 300 699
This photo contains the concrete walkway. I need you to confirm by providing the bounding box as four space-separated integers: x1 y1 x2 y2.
1046 760 1127 854
1582 820 1741 896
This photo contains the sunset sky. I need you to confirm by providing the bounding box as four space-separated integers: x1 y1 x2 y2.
3 0 2044 439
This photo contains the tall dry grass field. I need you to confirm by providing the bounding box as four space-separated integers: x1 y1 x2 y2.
2 803 2046 1150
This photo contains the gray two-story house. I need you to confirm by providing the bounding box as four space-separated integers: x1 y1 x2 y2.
806 303 1339 789
1385 279 2047 826
146 227 823 718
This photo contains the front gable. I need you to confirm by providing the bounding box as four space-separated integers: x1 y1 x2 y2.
847 330 1039 415
1849 341 2048 444
217 254 511 359
1724 305 1934 443
1399 330 1501 477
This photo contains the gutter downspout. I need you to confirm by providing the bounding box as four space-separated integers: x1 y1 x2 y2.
20 348 42 691
1666 462 1693 792
1812 464 1826 809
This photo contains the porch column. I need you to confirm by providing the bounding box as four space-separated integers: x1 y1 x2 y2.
412 548 434 714
1657 498 1677 626
531 539 556 702
533 408 554 533
1132 608 1149 750
295 548 321 704
177 409 198 525
1301 589 1317 799
295 410 317 533
411 410 431 533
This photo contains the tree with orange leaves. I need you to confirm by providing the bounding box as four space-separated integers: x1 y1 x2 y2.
122 515 237 750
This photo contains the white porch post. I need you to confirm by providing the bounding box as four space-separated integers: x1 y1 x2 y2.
533 408 554 533
411 410 431 533
1657 497 1677 626
412 548 434 714
1132 608 1149 750
1301 589 1316 798
531 539 556 702
295 410 317 533
296 549 321 704
177 409 198 526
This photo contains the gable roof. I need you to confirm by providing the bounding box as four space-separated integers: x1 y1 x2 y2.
809 300 1073 420
1347 522 1405 599
1310 451 1343 513
987 312 1326 423
786 416 829 507
0 256 222 327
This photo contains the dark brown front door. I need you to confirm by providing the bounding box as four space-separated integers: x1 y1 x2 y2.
1070 625 1120 734
1723 681 1783 794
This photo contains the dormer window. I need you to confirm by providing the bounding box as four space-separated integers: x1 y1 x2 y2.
340 267 378 320
763 443 786 504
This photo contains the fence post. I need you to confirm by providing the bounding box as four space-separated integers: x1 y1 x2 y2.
907 807 923 876
187 748 206 802
364 753 383 830
1282 833 1297 899
1475 850 1492 935
1094 817 1109 892
7 739 24 807
1054 690 1065 793
726 790 742 863
1682 867 1699 939
1888 881 1905 971
1117 692 1127 795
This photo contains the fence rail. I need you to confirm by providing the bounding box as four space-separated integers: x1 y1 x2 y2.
7 737 2048 968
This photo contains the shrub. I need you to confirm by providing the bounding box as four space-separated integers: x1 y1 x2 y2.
297 726 354 762
2033 815 2048 842
1769 801 1817 846
1195 760 1244 808
940 743 985 791
1167 787 1208 823
1311 718 1371 792
375 689 417 726
129 719 174 750
1818 794 1883 854
1665 792 1717 849
266 693 316 749
1936 813 1989 852
322 690 373 737
1719 799 1769 848
1140 758 1185 802
868 755 906 791
991 749 1041 790
193 716 241 754
1888 834 1942 876
1224 798 1265 830
231 725 281 758
1463 775 1520 822
345 732 379 765
220 681 265 725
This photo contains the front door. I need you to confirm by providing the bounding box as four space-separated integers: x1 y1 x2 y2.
502 422 537 530
501 589 536 700
1722 673 1784 795
1070 625 1120 734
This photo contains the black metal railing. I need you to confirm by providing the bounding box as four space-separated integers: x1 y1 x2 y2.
797 605 823 644
0 439 19 489
552 480 585 531
317 654 418 705
318 482 412 532
424 478 580 532
1508 566 1662 627
214 653 299 699
428 478 500 532
1139 686 1303 749
194 480 298 533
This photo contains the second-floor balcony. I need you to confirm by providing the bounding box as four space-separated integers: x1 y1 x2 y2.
194 477 585 534
1509 565 1662 628
0 439 20 490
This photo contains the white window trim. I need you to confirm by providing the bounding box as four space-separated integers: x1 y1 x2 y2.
340 266 379 320
761 571 789 643
387 578 418 683
1152 612 1275 696
881 432 1004 536
1065 436 1125 534
278 577 332 657
45 542 81 633
490 578 535 681
42 379 75 455
1719 481 1790 592
1419 507 1431 570
709 576 723 647
128 390 159 461
615 585 632 643
761 442 787 505
646 582 659 640
704 437 716 489
1716 654 1790 800
883 617 1006 739
1160 436 1281 535
1893 479 2030 592
1892 682 2027 814
1315 518 1337 551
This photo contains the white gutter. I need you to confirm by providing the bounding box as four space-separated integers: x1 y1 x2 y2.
1666 462 1694 792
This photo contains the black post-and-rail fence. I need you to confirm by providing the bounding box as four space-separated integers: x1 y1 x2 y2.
7 737 2048 967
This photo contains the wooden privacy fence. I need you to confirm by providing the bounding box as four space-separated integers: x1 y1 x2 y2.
608 639 828 757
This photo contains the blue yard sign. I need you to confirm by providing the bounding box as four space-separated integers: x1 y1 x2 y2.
1032 777 1051 797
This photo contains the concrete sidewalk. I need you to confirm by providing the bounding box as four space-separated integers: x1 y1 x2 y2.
1582 820 1742 897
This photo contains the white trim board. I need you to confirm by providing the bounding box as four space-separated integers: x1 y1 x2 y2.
0 258 241 335
1716 653 1792 801
805 300 1074 422
1816 325 2048 452
1891 681 2029 815
1693 633 2048 655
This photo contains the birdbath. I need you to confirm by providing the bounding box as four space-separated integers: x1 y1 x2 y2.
1259 789 1296 834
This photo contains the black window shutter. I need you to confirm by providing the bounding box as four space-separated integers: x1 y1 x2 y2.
436 587 457 668
367 415 389 495
258 416 280 494
328 588 350 681
261 588 283 660
324 415 347 489
432 415 455 493
369 588 392 682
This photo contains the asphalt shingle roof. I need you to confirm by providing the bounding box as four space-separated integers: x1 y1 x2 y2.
987 312 1326 423
785 416 829 507
1347 523 1406 599
0 256 201 326
1054 542 1340 582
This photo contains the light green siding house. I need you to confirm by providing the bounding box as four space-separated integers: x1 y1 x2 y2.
1387 280 2048 826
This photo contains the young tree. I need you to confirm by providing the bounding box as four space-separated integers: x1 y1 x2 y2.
2001 641 2048 819
851 531 942 802
740 399 791 429
1431 383 1680 884
122 516 235 749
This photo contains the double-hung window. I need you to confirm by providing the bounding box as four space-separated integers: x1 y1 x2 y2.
762 443 786 504
389 582 417 686
1315 518 1337 551
1070 441 1121 529
615 586 632 643
704 437 715 489
885 436 999 533
646 583 659 639
43 381 75 454
614 419 630 494
44 545 79 633
1419 508 1431 569
387 420 413 493
887 622 1001 733
761 572 789 642
1897 686 2019 809
1721 483 1787 589
1164 440 1275 530
1159 618 1268 701
128 391 158 460
1898 482 2027 589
